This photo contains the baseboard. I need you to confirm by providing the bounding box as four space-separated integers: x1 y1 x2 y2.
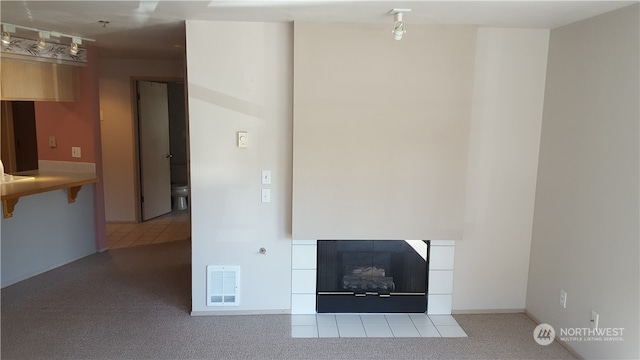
191 309 291 316
452 308 525 314
192 308 524 316
524 309 542 324
524 310 584 360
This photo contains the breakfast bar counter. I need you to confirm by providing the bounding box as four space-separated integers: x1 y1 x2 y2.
1 170 99 287
1 170 99 218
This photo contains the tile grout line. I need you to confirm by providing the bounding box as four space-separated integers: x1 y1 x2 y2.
296 314 465 339
106 211 190 249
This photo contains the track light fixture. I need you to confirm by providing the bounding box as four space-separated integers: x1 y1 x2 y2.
1 32 10 45
70 37 81 55
1 24 15 46
70 42 79 55
393 13 406 40
389 8 412 41
37 31 50 50
0 22 94 52
37 37 46 49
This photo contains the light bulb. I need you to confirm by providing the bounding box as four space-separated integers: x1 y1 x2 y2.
70 42 79 55
37 38 47 50
1 32 10 45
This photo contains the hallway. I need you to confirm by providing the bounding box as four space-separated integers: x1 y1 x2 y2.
106 211 190 249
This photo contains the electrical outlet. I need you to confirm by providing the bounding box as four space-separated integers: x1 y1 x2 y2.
71 147 81 158
48 136 57 148
559 290 567 308
590 311 599 329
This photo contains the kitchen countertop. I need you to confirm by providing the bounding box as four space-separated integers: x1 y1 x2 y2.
1 170 98 218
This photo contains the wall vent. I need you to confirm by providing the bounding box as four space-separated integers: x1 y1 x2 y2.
206 265 240 306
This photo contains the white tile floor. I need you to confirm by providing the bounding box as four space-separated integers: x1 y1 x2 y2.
291 314 467 338
106 211 190 249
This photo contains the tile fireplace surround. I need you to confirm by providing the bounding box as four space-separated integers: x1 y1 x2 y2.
291 240 455 315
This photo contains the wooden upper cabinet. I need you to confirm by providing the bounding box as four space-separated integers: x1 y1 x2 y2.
0 58 79 102
51 63 78 101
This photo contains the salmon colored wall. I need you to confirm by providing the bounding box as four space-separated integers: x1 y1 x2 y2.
34 47 108 250
34 48 98 163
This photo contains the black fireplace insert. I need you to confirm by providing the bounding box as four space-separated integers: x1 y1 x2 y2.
316 240 430 313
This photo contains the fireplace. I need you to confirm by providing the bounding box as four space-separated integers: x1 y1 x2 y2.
316 240 430 313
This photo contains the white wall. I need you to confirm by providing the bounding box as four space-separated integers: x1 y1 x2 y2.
527 5 639 359
292 23 476 241
186 21 293 313
184 22 553 314
453 28 549 311
184 15 638 322
99 58 183 222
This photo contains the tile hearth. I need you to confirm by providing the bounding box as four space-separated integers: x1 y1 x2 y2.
291 314 467 338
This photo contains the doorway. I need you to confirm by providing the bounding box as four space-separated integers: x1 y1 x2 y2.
1 101 39 173
135 80 188 222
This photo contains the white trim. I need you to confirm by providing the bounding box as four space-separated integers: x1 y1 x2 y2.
191 309 290 316
452 309 525 314
38 160 96 173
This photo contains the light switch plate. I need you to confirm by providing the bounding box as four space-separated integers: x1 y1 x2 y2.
237 131 248 148
261 189 271 203
261 170 271 185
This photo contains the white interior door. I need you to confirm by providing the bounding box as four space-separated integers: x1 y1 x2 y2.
138 81 172 221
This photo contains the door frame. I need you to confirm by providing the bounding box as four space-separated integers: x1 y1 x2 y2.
130 76 186 222
1 101 17 173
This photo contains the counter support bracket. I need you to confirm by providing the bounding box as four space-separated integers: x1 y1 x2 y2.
67 186 82 204
2 175 97 218
3 198 19 218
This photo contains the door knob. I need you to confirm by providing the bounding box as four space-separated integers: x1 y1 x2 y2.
166 154 173 158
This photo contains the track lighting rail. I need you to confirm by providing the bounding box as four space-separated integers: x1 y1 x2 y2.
1 22 95 52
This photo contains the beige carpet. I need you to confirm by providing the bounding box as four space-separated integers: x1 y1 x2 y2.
1 239 576 360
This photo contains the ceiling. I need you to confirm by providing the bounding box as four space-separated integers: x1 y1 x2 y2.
1 1 636 60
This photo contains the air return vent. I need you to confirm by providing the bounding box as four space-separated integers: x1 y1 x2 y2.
206 266 240 306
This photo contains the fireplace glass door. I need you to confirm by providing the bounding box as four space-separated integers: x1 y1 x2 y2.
317 240 429 313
